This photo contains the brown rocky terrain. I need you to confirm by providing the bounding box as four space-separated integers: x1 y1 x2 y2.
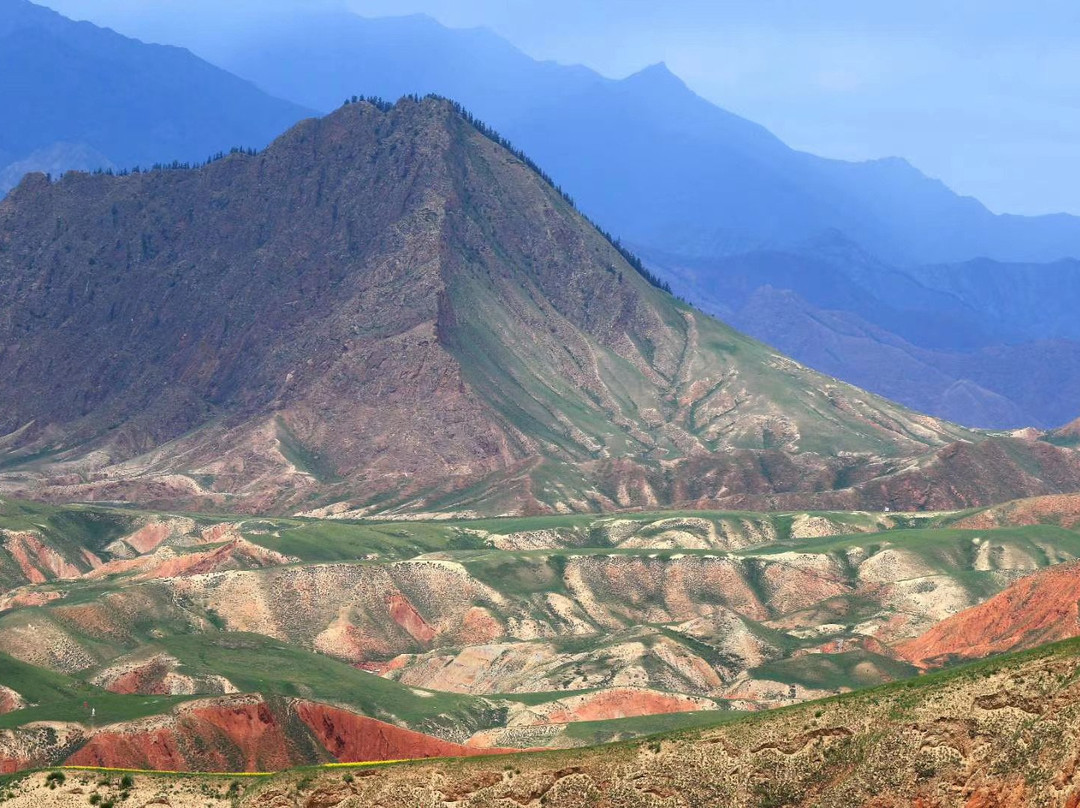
2 97 1078 516
294 702 512 763
952 492 1080 530
90 652 238 696
5 639 1080 806
2 517 1069 708
0 685 25 715
0 529 101 589
84 537 295 581
898 560 1080 668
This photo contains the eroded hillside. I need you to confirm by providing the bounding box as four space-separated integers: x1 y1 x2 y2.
3 97 1077 516
5 638 1080 806
3 497 1080 774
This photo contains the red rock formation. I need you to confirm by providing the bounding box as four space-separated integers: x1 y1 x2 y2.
898 561 1080 668
356 656 409 676
953 493 1080 530
103 668 166 696
121 522 174 554
67 699 297 772
0 686 25 714
295 701 507 762
199 523 244 544
387 593 436 643
0 588 63 612
459 606 503 644
186 700 296 771
541 689 709 724
2 531 95 583
87 538 293 582
66 725 191 771
0 724 86 773
963 780 1029 808
43 698 515 773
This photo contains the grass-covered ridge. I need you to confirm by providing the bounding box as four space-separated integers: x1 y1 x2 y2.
0 651 188 730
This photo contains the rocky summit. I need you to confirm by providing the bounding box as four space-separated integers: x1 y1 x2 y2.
1 97 1078 517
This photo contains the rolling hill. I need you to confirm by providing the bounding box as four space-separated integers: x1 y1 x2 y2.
2 494 1080 776
898 560 1080 669
5 633 1080 805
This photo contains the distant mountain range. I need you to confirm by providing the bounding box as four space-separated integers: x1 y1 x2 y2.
201 10 1080 428
5 1 1080 429
646 236 1080 429
0 0 310 196
208 10 1080 267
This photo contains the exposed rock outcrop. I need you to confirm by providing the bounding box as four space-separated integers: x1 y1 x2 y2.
898 561 1080 668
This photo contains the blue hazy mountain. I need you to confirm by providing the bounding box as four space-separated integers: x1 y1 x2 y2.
645 234 1080 429
0 0 312 194
206 10 1080 428
216 11 1080 267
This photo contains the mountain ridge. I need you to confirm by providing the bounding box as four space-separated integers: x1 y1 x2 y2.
8 96 1075 515
646 234 1080 429
10 1 1080 432
206 9 1080 266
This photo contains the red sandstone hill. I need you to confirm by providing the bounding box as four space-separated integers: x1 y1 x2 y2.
4 696 510 773
897 561 1080 669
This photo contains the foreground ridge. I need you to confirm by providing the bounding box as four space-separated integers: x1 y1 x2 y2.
4 638 1080 806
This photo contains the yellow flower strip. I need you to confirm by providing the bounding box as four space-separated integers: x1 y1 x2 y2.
59 759 409 776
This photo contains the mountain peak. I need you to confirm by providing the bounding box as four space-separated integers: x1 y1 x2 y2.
622 61 688 91
0 100 1003 516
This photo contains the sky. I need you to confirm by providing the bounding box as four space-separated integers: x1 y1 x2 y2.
40 0 1080 216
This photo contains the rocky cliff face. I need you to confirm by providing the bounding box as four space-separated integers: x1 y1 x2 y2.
3 97 1073 516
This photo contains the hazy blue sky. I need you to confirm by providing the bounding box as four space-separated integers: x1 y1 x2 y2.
41 0 1080 215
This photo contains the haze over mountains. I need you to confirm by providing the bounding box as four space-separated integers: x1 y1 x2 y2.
654 238 1080 428
196 9 1080 269
6 0 1080 429
0 0 310 195
203 9 1080 430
